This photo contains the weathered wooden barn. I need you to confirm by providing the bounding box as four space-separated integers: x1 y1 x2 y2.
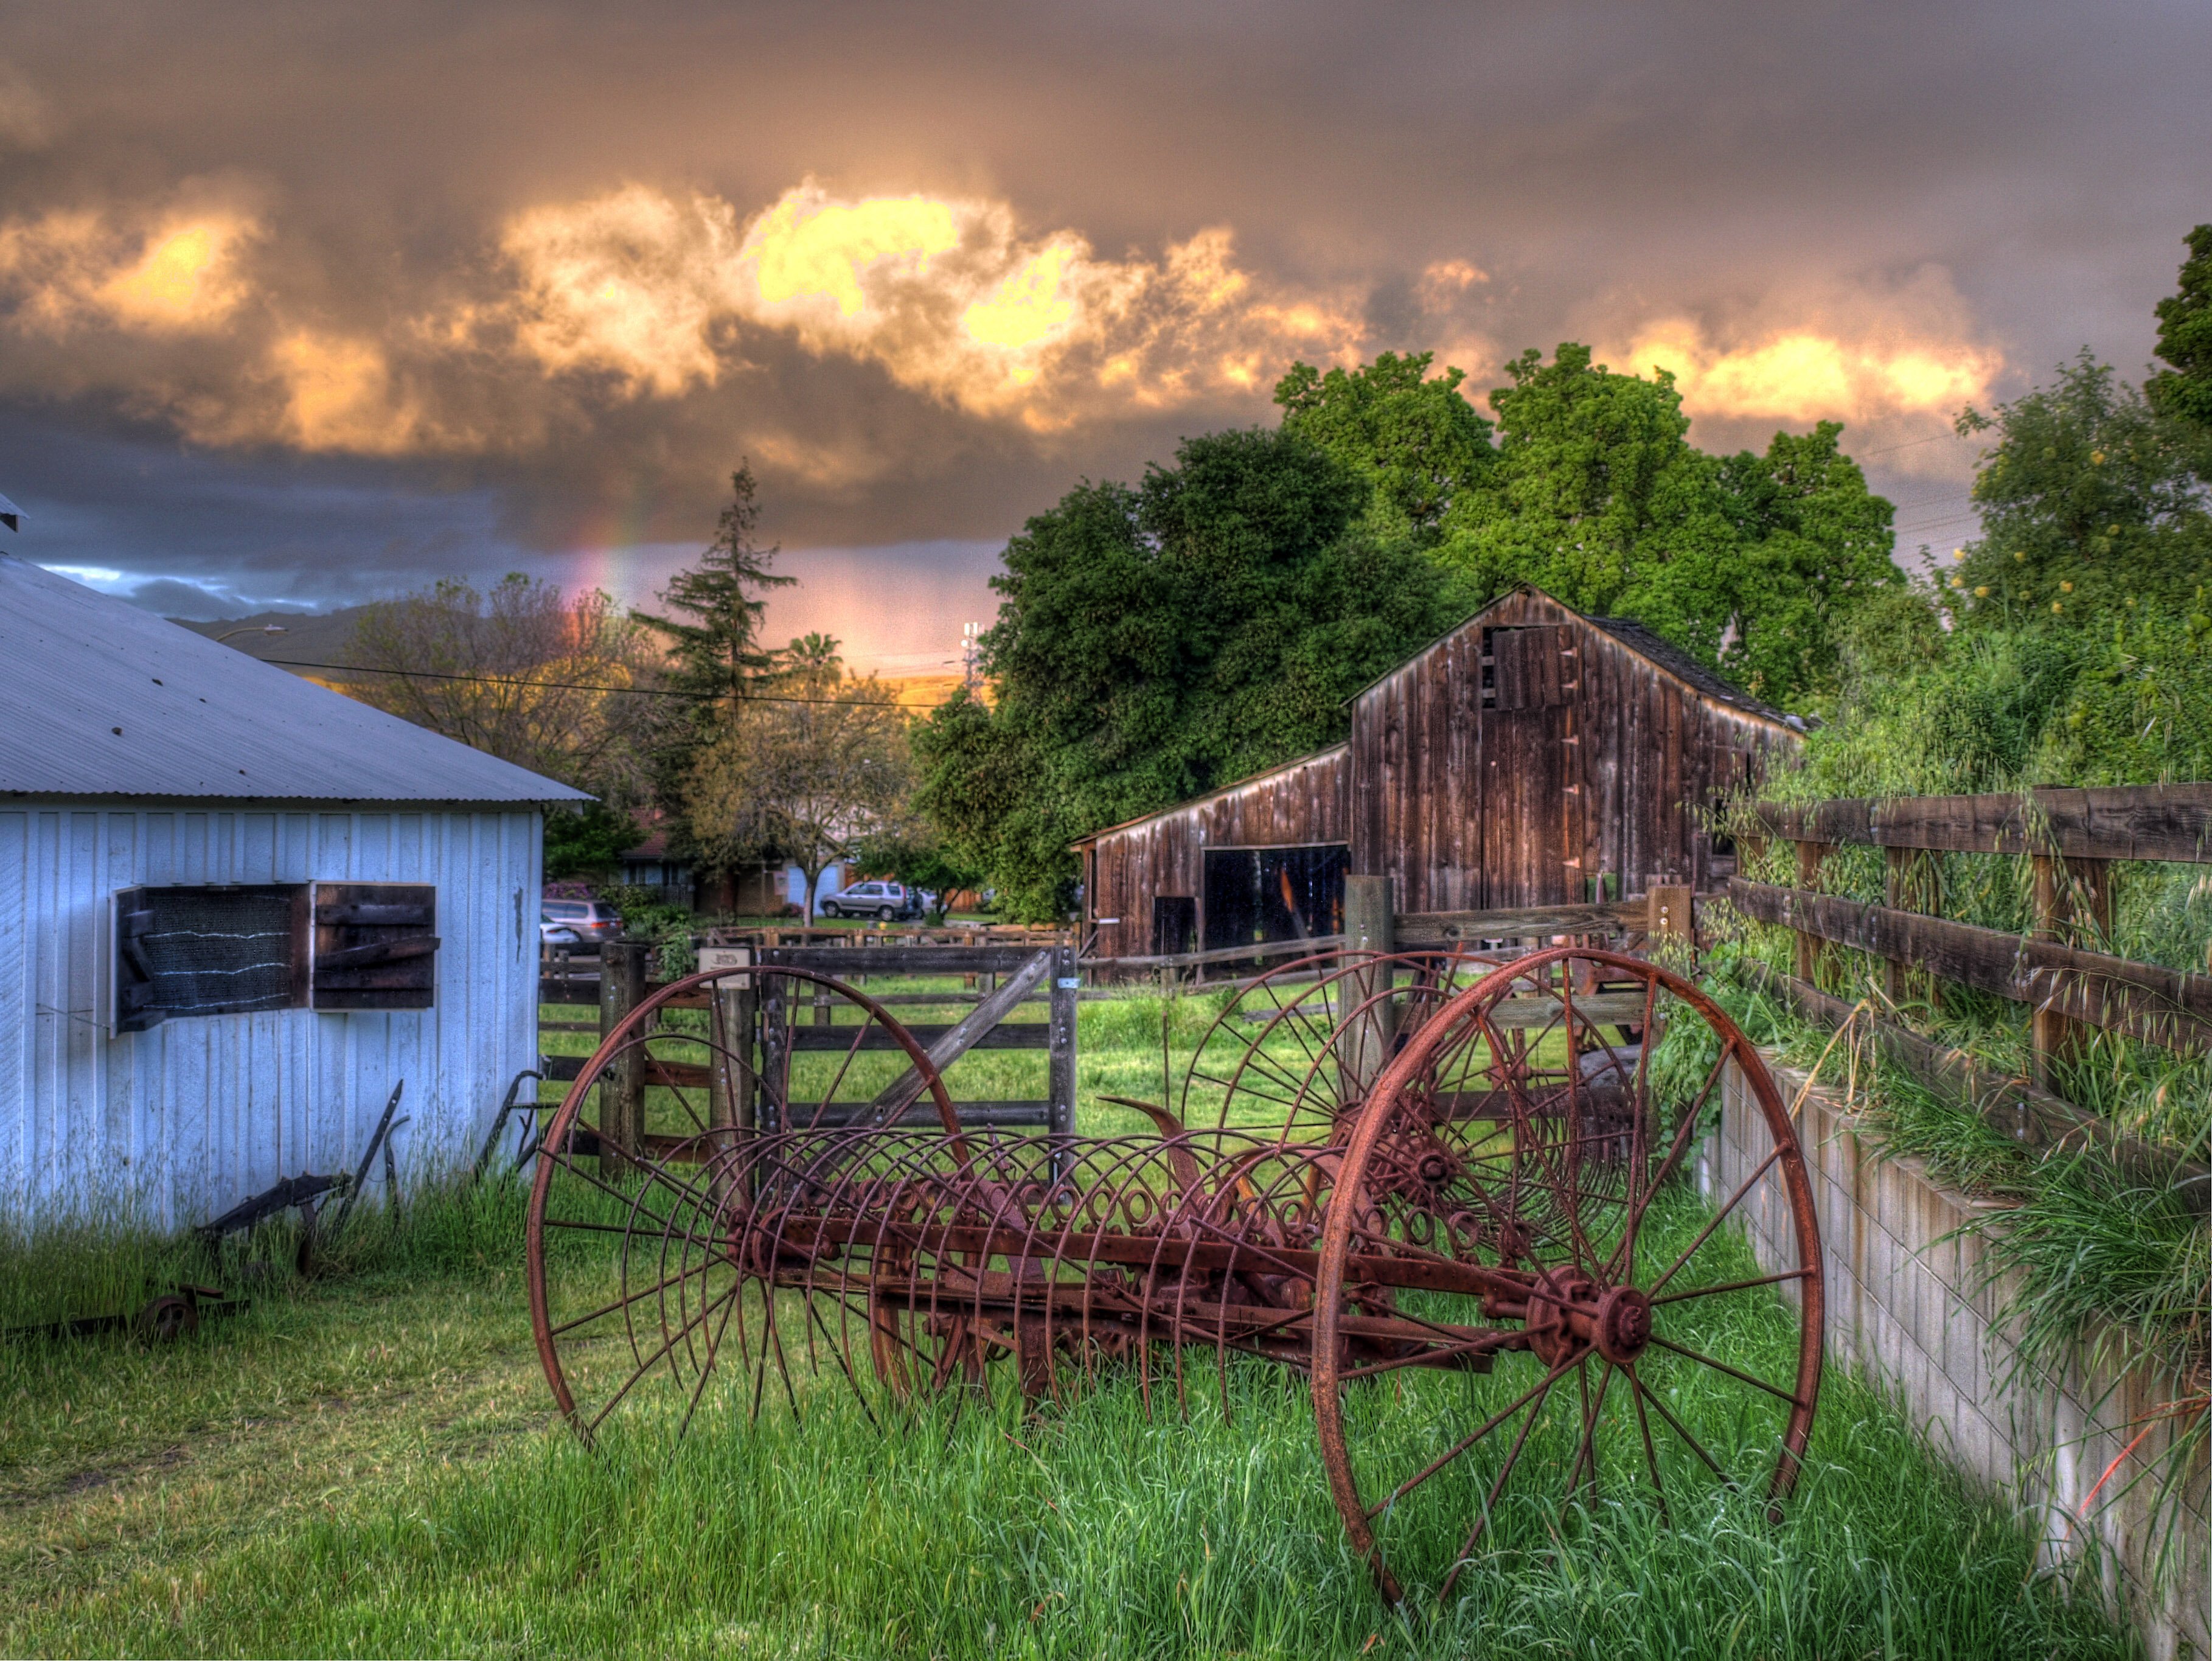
0 555 586 1225
1074 588 1800 958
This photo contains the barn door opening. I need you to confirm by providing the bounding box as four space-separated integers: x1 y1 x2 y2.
1150 895 1197 957
1201 844 1349 956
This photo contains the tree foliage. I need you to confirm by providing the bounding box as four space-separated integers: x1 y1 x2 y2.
631 464 795 814
1279 344 1900 709
2148 223 2212 440
1416 344 1901 708
685 635 914 923
1947 353 2211 634
913 428 1464 918
1273 350 1494 545
346 573 653 796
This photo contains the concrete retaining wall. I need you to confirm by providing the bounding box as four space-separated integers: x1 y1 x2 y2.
1705 1056 2208 1660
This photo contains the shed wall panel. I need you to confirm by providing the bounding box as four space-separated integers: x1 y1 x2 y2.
0 804 541 1225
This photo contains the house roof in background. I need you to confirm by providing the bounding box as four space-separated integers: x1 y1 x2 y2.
0 557 589 804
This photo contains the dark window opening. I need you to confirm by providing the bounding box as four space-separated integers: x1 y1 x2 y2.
313 883 438 1011
115 885 309 1032
1201 844 1348 957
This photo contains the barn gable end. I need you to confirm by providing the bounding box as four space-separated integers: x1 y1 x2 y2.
1079 588 1797 956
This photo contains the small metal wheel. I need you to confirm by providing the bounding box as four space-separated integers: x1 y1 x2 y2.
525 966 962 1443
1310 947 1824 1605
1180 949 1504 1143
133 1293 198 1343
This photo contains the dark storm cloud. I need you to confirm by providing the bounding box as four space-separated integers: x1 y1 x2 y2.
0 0 2203 618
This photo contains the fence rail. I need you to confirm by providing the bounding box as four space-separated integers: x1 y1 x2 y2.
1728 782 2211 1206
1739 782 2212 862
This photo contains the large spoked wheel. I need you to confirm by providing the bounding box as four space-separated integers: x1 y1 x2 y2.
1310 947 1823 1606
1180 949 1504 1143
525 966 962 1443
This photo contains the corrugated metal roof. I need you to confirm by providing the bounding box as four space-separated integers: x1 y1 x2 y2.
0 557 590 803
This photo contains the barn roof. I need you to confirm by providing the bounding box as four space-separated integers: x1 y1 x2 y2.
0 556 590 804
1578 614 1797 727
1069 742 1349 848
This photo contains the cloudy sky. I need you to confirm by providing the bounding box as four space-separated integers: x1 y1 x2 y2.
1 1 2205 672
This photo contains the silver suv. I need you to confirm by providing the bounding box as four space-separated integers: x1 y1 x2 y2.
819 880 921 921
541 898 621 944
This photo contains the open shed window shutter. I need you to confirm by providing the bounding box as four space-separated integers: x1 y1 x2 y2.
113 887 161 1032
311 883 438 1010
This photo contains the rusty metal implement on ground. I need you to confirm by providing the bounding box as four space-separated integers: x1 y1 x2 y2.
525 948 1823 1605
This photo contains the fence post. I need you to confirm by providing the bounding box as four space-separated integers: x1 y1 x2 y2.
1646 884 1694 958
1048 941 1079 1157
1792 841 1831 989
1882 846 1943 1016
2029 854 2113 1091
598 939 649 1174
1341 875 1397 1096
708 958 756 1137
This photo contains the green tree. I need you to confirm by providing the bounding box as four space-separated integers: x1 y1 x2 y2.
1711 423 1903 704
685 635 914 925
1428 344 1896 707
913 428 1461 918
2148 223 2212 444
1273 350 1494 545
1435 344 1744 666
1949 353 2211 633
632 464 796 818
542 799 642 881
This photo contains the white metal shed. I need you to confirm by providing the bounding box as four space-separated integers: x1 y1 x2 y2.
0 556 589 1225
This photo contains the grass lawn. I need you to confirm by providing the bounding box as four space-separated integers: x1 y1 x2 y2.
0 989 2139 1659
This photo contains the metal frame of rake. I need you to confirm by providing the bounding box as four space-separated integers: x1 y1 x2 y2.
524 947 1823 1606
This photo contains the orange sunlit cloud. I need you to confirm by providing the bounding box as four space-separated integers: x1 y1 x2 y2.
0 204 258 334
496 181 1367 429
1618 318 1999 424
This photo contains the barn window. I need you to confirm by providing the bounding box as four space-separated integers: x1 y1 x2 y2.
113 881 438 1031
114 885 310 1032
1481 626 1573 711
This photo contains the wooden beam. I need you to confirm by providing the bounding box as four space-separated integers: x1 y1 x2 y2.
1740 784 2212 863
1729 879 2212 1052
865 948 1053 1124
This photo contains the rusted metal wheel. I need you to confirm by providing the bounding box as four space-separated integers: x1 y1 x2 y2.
525 966 964 1443
1309 947 1824 1605
1180 949 1504 1143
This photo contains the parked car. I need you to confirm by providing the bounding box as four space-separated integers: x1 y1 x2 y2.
818 880 922 921
540 898 622 944
539 917 582 948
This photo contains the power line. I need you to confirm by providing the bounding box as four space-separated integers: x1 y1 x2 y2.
262 658 954 709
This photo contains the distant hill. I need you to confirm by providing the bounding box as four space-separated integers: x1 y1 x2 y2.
173 608 375 682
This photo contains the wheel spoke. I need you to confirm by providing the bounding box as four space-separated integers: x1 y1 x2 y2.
1650 1268 1812 1306
1436 1360 1565 1600
1646 1334 1809 1410
1646 1143 1786 1297
1626 1362 1731 1484
1363 1351 1579 1521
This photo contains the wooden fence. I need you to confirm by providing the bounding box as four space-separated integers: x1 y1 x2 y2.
1733 782 2211 1203
537 939 1078 1150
